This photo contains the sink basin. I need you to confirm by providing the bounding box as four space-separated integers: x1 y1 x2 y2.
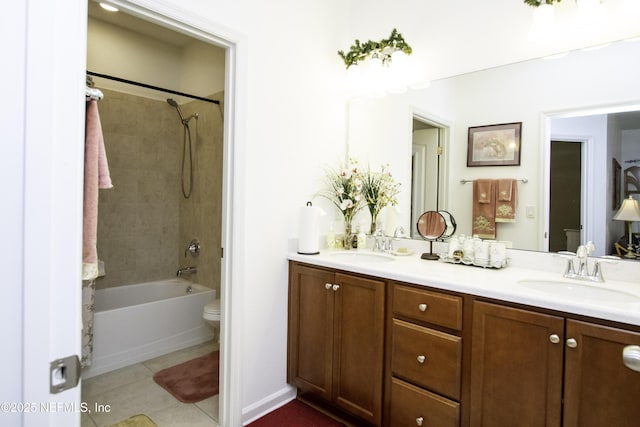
328 251 395 263
517 279 640 305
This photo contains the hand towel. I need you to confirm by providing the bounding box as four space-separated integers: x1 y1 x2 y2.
495 179 517 223
83 100 113 280
472 179 496 239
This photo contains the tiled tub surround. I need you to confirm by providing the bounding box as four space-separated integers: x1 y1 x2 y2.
96 89 223 291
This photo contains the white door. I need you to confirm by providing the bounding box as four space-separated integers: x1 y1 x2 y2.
12 1 86 426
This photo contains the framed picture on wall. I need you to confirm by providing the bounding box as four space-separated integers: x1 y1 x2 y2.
467 122 522 167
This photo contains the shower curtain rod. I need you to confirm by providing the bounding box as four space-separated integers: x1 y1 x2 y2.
86 71 220 105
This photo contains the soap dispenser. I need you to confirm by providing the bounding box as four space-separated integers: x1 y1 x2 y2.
357 224 367 249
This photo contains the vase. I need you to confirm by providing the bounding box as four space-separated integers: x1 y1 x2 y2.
343 216 353 250
369 207 379 235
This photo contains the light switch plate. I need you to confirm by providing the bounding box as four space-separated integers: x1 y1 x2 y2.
526 205 536 218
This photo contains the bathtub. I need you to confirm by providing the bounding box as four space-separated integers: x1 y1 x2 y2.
82 278 215 379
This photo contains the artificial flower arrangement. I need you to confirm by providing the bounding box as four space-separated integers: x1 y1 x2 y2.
319 159 364 245
361 163 401 234
320 159 400 244
523 0 561 6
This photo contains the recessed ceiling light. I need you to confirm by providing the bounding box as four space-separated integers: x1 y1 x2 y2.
99 3 119 12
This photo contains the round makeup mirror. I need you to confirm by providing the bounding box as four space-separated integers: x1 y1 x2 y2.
438 210 457 240
417 211 446 260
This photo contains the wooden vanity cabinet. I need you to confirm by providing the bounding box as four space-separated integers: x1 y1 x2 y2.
387 282 465 427
471 300 640 427
288 262 385 426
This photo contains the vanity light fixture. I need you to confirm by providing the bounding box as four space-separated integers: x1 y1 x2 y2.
339 29 416 97
527 2 557 40
613 196 640 258
99 2 119 12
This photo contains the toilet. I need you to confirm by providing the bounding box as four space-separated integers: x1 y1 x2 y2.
203 299 221 342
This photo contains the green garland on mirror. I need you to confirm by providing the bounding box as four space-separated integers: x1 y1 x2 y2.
523 0 561 6
337 28 413 69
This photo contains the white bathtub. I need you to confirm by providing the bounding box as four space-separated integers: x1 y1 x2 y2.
82 278 215 378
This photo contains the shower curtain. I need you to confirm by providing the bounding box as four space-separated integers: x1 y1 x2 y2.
82 97 113 367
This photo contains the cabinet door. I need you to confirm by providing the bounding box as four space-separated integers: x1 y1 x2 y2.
470 301 564 427
333 272 385 426
563 320 640 427
288 263 335 400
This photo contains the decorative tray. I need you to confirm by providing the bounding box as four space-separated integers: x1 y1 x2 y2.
439 254 508 269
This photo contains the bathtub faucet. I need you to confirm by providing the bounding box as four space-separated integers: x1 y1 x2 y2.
177 266 198 277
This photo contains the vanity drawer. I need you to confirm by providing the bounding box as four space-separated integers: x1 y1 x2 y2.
391 319 462 400
392 283 463 330
390 377 460 427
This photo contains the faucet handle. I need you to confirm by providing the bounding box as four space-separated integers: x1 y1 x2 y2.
590 256 619 282
555 251 577 277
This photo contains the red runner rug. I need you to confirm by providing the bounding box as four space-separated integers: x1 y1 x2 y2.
153 351 219 403
247 400 345 427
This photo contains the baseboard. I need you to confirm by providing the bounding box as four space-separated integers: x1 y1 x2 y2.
242 385 297 425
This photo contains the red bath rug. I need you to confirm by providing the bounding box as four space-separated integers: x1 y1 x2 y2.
153 351 219 403
246 399 346 427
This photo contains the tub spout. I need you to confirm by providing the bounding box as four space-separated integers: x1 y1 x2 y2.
177 266 197 277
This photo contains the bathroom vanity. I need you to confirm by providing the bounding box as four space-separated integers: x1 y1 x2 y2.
287 250 640 427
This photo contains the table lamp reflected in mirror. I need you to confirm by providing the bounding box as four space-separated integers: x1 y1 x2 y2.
613 196 640 258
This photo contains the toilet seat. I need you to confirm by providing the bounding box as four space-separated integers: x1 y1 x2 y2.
203 299 221 321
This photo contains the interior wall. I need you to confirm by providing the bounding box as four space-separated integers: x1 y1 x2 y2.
341 0 640 83
87 16 225 100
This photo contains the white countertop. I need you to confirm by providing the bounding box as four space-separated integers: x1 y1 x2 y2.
288 248 640 327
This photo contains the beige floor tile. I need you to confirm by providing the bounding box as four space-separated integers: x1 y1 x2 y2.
143 341 218 373
194 394 219 421
148 403 220 427
81 411 97 427
82 363 153 400
84 377 180 427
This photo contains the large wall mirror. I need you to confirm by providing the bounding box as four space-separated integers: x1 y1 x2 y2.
347 40 640 257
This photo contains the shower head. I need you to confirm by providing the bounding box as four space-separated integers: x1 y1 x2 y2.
166 98 186 122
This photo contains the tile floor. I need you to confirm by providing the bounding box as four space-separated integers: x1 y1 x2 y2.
81 341 219 427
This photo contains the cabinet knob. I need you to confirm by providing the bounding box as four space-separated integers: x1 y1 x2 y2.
416 416 424 426
549 334 560 344
418 303 428 312
623 345 640 372
332 284 340 291
566 338 578 348
417 355 426 364
325 283 332 290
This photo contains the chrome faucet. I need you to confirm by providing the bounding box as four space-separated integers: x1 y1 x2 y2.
558 242 618 282
373 228 392 253
177 266 198 277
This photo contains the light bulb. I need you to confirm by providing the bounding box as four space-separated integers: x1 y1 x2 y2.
99 3 119 12
529 3 556 41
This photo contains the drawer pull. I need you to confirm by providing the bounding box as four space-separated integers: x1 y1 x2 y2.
417 355 426 364
418 303 428 312
332 284 340 291
623 345 640 372
416 416 424 426
549 334 560 344
325 283 332 290
566 338 578 348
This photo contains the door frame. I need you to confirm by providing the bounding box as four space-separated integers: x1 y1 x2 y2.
15 1 246 425
89 2 247 426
